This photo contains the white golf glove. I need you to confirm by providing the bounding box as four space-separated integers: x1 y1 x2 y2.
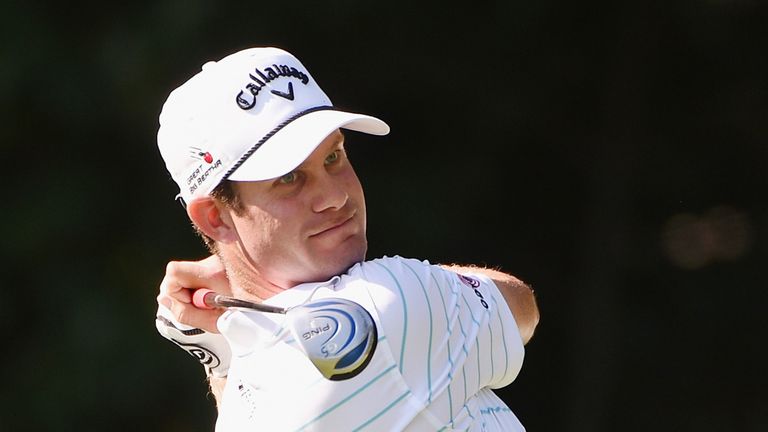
155 304 231 378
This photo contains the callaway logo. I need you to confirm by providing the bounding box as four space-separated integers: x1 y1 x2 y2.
236 63 310 110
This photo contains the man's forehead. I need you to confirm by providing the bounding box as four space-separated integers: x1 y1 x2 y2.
327 129 345 145
313 129 345 151
297 130 345 164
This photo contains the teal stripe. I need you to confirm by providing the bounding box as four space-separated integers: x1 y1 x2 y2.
476 323 482 389
459 294 483 389
463 402 476 422
460 294 481 326
490 295 510 378
461 366 472 420
430 272 455 423
372 261 408 372
487 309 495 380
452 280 471 357
403 261 434 403
293 364 397 431
458 294 482 388
456 308 470 356
449 273 473 429
456 302 473 423
351 390 411 431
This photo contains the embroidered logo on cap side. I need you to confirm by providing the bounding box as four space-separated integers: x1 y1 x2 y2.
189 147 214 164
186 147 224 195
235 64 310 110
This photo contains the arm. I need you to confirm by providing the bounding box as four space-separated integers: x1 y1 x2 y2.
441 264 540 345
156 255 232 408
208 376 227 410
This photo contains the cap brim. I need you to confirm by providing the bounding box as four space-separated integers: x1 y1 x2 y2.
226 109 389 182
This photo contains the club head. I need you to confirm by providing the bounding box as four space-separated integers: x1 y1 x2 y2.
286 298 378 381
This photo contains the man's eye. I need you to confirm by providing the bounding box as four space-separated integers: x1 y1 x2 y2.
279 172 297 184
325 150 340 165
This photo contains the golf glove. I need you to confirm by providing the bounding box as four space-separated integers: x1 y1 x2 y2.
155 304 231 378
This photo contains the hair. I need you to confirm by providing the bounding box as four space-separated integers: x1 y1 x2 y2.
194 180 245 253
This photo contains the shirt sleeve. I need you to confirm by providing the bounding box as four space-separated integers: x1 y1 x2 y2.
456 269 525 390
355 256 525 403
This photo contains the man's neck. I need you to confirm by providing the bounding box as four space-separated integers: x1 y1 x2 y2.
221 250 287 303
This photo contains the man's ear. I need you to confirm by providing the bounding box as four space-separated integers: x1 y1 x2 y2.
187 197 238 243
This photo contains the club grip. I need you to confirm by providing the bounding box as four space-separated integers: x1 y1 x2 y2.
192 289 287 314
192 288 217 309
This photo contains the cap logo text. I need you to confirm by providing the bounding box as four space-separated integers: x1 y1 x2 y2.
236 64 310 110
186 147 223 195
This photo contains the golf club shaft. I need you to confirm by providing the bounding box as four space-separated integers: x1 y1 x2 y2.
193 288 287 314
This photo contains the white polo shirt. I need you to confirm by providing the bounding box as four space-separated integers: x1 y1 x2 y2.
215 256 526 431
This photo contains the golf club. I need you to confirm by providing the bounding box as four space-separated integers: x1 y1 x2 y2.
193 288 378 381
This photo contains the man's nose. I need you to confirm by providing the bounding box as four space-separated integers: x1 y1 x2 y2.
311 172 349 212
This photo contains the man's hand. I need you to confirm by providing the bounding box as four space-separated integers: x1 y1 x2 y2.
155 255 233 379
157 255 231 333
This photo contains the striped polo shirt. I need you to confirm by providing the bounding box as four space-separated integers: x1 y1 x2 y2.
215 256 526 431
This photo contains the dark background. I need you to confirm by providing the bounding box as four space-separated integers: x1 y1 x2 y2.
1 1 766 430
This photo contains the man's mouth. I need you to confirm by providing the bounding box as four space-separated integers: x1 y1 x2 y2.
309 212 356 238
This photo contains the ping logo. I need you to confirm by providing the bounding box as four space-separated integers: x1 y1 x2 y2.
235 63 310 110
459 274 489 309
302 321 332 341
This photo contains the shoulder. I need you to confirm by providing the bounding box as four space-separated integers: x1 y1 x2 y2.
357 255 433 271
337 255 453 307
347 255 453 286
346 255 421 277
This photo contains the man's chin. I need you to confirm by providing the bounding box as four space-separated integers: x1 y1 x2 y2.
314 236 367 277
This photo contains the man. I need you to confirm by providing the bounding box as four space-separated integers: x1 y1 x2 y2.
155 47 539 431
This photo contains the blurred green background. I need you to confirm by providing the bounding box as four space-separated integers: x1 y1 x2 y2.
1 1 766 430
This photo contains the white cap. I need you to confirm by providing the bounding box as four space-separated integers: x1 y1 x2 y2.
157 47 390 204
